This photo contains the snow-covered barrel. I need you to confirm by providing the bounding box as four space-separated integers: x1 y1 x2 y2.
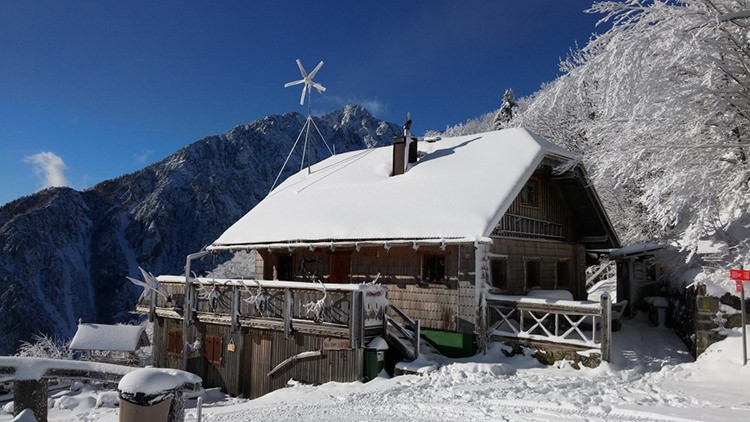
118 368 202 422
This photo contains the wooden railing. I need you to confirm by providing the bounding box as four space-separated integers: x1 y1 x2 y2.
139 276 389 347
486 293 612 361
383 301 421 360
0 357 139 422
585 260 616 290
491 213 565 240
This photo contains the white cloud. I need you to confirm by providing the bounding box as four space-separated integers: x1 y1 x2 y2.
24 151 69 189
134 149 153 164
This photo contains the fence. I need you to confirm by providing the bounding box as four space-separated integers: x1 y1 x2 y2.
485 293 612 361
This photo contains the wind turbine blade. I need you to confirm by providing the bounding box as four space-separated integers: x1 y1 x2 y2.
284 79 305 88
312 82 326 93
300 84 307 105
296 59 308 78
126 276 148 289
308 61 324 79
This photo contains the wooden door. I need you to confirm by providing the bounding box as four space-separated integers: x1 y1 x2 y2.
329 252 351 283
250 335 272 398
240 334 271 398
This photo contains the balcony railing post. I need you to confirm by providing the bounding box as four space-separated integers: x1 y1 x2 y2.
600 292 612 362
284 288 293 339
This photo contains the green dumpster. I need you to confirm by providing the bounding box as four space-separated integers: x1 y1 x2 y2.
364 336 389 381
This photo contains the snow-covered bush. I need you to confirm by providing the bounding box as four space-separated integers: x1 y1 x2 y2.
15 333 73 360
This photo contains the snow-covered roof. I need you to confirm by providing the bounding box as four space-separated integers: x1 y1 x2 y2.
70 323 147 352
209 128 577 249
609 242 664 259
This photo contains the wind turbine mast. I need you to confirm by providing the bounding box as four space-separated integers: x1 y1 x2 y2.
271 59 334 192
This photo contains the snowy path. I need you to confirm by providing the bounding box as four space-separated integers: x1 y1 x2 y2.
191 317 750 422
3 316 750 422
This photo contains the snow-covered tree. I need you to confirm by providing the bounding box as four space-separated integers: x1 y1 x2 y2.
493 88 517 130
510 0 750 272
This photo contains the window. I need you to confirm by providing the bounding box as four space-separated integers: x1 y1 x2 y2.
264 254 294 280
276 255 294 281
423 255 446 282
490 258 508 290
520 178 539 207
205 334 222 366
525 259 541 290
556 260 570 288
167 330 183 358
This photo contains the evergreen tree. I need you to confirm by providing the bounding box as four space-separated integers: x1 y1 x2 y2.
493 88 516 130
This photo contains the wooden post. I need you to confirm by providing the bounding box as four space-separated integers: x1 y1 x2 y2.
14 379 48 422
283 288 292 339
600 292 612 363
149 288 156 323
231 287 240 333
359 291 365 348
352 291 364 349
413 318 421 358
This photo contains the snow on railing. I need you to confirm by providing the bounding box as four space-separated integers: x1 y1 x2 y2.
486 293 612 361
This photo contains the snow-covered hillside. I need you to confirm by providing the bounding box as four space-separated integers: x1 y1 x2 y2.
0 105 400 355
2 315 749 422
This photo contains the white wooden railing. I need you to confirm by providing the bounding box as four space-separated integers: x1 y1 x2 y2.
486 293 612 361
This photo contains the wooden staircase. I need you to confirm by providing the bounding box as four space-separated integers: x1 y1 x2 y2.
383 301 421 361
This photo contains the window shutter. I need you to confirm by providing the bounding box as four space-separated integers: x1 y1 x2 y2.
205 335 222 366
168 330 183 357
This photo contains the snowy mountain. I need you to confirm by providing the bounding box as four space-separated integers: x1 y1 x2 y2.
0 105 401 355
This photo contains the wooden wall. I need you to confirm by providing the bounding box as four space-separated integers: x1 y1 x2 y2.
493 169 577 242
488 238 586 299
153 316 363 398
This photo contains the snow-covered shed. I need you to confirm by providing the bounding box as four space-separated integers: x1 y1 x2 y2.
206 127 619 354
70 323 149 364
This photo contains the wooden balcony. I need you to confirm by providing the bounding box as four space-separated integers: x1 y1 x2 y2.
137 276 390 344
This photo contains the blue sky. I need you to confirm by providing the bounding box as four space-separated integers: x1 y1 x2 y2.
0 0 603 206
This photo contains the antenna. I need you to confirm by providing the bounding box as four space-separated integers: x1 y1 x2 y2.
271 59 334 192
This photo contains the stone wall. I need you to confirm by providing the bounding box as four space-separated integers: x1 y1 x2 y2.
671 284 727 357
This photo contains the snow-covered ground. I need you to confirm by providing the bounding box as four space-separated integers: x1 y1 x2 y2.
3 313 749 422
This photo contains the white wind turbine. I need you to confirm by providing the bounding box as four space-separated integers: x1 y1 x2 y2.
285 59 326 110
271 59 334 191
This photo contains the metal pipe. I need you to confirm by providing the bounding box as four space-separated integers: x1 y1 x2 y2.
742 284 747 365
183 250 209 371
